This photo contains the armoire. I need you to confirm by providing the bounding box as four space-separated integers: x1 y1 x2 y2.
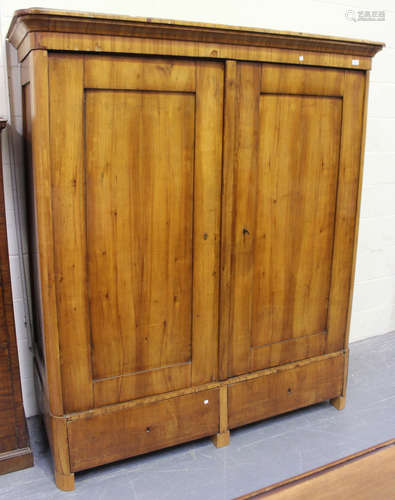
7 8 383 491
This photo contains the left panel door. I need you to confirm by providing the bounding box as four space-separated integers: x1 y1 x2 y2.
48 54 223 413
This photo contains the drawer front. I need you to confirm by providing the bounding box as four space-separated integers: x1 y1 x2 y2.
68 389 219 472
228 354 344 429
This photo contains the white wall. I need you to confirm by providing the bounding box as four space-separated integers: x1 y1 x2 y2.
0 0 394 417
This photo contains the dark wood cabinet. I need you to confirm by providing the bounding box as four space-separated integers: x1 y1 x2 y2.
0 119 33 474
7 9 383 491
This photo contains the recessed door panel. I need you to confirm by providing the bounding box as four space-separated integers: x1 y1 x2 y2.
86 90 195 380
253 94 342 347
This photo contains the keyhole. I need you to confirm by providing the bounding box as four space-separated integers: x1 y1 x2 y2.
243 228 250 236
146 427 151 433
288 388 292 394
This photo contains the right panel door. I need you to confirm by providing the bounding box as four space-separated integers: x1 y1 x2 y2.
221 62 366 378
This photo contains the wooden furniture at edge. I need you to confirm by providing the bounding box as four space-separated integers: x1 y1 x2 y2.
0 119 33 473
6 9 383 491
235 438 395 500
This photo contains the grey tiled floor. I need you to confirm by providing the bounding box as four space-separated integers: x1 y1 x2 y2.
1 331 394 499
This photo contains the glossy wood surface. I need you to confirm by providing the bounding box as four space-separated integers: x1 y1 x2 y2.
23 50 64 417
68 389 220 472
11 9 380 490
87 90 194 380
49 55 93 413
326 70 366 354
254 91 341 352
16 32 375 71
0 120 33 472
228 353 344 429
7 8 383 58
221 63 365 378
47 54 223 412
236 439 395 500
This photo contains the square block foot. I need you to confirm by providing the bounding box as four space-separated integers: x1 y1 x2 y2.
211 431 230 448
330 395 346 411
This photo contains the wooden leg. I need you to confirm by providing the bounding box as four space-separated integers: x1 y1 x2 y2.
330 395 346 411
331 351 348 411
211 431 230 448
55 471 75 491
50 416 75 491
211 385 230 448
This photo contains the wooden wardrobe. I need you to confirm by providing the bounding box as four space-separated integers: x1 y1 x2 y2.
0 120 33 473
7 9 383 491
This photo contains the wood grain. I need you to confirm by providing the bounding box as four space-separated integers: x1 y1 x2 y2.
59 352 343 422
211 384 229 447
17 32 375 70
251 332 327 370
86 89 194 380
7 8 384 57
14 9 379 489
83 57 222 405
85 55 196 91
253 92 341 347
191 61 223 386
219 60 237 381
22 79 46 368
48 54 94 413
0 120 33 470
68 389 220 472
224 63 343 377
226 62 261 377
261 63 344 96
43 54 223 411
25 50 64 416
326 71 366 354
34 363 74 490
228 353 344 429
343 72 371 350
330 347 349 409
93 363 191 407
0 448 33 475
236 439 395 500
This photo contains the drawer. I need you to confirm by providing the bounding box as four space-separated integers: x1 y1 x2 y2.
68 388 220 472
228 354 344 429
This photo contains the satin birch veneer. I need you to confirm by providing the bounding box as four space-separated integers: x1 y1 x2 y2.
7 8 383 491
